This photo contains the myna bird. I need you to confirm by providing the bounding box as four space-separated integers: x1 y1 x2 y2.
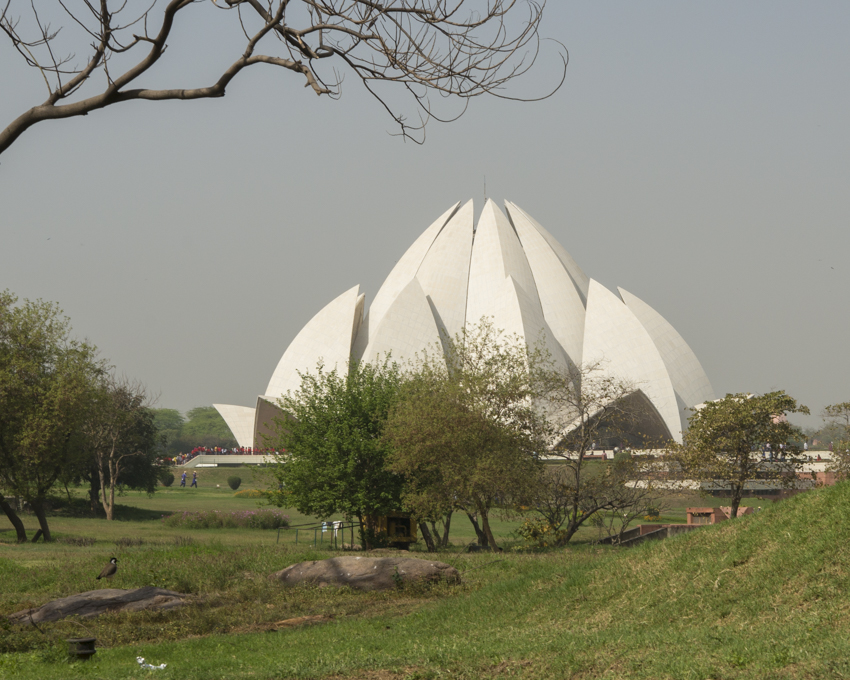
96 557 118 580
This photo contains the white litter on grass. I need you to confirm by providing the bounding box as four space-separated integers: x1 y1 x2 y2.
137 657 167 670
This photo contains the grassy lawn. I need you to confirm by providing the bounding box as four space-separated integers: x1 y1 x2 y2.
3 470 846 679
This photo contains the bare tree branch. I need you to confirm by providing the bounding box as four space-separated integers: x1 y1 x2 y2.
1 0 566 155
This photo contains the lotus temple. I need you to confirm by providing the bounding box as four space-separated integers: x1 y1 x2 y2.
214 200 714 449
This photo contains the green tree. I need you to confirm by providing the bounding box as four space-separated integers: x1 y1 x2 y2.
84 376 160 520
179 407 237 450
0 291 103 541
385 319 546 551
266 358 404 549
669 391 809 519
151 408 185 457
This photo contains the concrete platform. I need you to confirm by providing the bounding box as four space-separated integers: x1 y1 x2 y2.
181 454 274 467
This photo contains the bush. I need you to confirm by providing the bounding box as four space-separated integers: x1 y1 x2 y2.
227 475 242 491
516 517 568 548
161 509 289 530
160 471 175 487
613 450 633 463
644 507 661 520
233 489 264 498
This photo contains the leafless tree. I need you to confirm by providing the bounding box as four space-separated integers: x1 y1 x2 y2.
590 458 669 544
0 0 566 155
528 454 667 546
528 360 670 544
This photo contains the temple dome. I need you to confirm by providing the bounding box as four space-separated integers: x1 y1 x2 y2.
215 200 714 446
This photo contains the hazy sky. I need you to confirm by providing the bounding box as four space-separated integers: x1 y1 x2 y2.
2 2 848 428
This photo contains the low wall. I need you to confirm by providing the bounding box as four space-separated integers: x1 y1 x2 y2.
599 523 703 547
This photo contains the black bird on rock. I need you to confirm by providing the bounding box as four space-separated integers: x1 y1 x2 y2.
96 557 118 581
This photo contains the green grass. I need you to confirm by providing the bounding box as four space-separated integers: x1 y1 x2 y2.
4 479 848 678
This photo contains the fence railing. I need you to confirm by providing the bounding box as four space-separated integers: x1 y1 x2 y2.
277 520 359 549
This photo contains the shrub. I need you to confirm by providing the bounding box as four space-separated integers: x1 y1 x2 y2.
644 507 661 520
161 509 289 530
234 489 265 498
516 517 568 548
160 471 175 487
227 476 242 491
613 450 633 463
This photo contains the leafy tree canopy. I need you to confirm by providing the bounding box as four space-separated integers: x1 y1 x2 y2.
155 406 236 453
152 408 185 434
0 290 104 541
670 391 809 519
385 318 546 550
266 358 405 546
85 376 161 520
151 408 185 456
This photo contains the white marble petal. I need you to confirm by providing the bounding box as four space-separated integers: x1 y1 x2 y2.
353 202 460 359
583 279 682 442
466 199 540 327
503 276 571 371
362 277 444 366
505 201 589 301
618 287 715 428
352 293 366 348
213 404 256 448
265 284 361 399
506 202 586 367
415 200 474 341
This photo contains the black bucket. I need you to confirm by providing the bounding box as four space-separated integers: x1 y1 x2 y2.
67 637 96 661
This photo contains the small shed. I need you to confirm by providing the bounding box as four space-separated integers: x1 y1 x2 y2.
687 506 754 524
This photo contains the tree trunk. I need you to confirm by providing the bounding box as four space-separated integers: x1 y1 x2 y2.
478 506 499 551
357 512 372 550
31 500 52 542
728 485 742 521
429 520 440 544
97 450 117 521
441 511 453 548
106 481 115 521
561 503 585 546
465 511 488 547
0 493 27 543
418 521 437 552
89 465 101 513
561 521 581 545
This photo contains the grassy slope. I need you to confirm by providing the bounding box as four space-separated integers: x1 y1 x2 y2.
3 483 850 679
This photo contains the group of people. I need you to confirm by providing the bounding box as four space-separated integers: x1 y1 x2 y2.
180 471 198 488
162 451 201 466
161 446 279 467
187 446 275 456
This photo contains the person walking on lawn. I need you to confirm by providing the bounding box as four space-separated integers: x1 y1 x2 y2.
191 472 198 488
180 471 187 488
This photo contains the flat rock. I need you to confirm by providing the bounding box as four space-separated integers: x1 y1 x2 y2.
272 556 460 591
8 587 187 625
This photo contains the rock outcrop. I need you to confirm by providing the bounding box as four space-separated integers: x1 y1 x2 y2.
9 587 187 625
272 556 460 591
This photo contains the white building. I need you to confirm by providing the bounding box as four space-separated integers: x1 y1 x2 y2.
215 200 714 447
